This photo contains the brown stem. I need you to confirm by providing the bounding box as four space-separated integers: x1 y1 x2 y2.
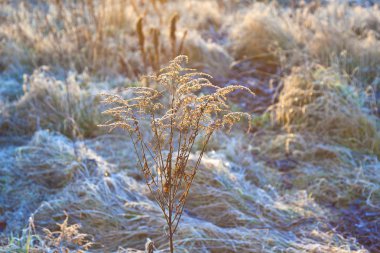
169 218 174 253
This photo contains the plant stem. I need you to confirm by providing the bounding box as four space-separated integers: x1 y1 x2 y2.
168 185 174 253
169 222 174 253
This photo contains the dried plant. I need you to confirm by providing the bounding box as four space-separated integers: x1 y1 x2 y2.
135 13 188 75
100 55 253 252
170 13 179 58
136 16 147 69
43 212 93 252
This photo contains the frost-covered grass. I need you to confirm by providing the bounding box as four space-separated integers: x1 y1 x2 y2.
0 1 379 252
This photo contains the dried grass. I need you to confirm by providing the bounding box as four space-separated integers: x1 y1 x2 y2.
1 129 369 252
227 3 300 74
16 130 79 188
227 2 380 83
1 1 379 252
28 141 368 253
300 3 380 82
1 68 104 138
0 0 230 79
270 65 380 156
184 31 233 79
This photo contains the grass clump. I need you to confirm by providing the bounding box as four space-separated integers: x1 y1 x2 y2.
183 31 233 79
14 129 111 190
16 130 79 189
228 2 300 75
301 3 380 82
32 170 166 252
1 68 104 138
270 65 380 156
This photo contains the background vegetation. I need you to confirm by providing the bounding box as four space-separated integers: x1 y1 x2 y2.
0 0 379 252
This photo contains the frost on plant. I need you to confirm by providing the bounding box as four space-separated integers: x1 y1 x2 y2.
100 55 253 252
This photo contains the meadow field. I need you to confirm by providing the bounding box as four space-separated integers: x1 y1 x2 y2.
0 0 379 252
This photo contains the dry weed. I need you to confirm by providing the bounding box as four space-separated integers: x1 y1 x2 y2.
100 55 253 252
